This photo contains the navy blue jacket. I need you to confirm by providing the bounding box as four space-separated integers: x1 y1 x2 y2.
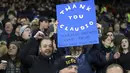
77 54 93 73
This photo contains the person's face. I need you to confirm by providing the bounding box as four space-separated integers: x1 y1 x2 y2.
59 65 78 73
39 39 53 56
70 46 83 58
8 14 15 20
22 28 31 40
114 24 120 32
106 67 123 73
8 44 18 56
5 3 8 7
20 18 27 25
40 20 49 29
107 32 114 40
121 23 127 29
1 15 5 20
114 19 118 23
121 39 129 50
2 3 6 7
108 27 113 32
116 14 120 18
102 37 112 48
5 22 13 33
15 25 21 35
74 46 83 51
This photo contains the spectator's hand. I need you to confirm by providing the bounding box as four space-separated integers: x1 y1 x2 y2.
96 23 102 29
113 52 120 59
55 20 58 26
0 63 7 70
34 31 45 40
13 17 17 21
110 42 114 48
106 53 110 61
54 20 58 33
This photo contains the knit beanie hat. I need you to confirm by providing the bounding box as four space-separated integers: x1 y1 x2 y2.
55 55 78 72
19 25 30 36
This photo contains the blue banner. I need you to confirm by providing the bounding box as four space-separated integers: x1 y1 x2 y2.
56 0 99 47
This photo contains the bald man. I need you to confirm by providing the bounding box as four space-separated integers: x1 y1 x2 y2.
106 64 124 73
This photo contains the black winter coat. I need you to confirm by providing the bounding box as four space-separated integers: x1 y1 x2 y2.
19 38 63 73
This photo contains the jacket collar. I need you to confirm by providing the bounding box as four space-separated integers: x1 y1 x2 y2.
101 44 112 53
38 54 53 61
